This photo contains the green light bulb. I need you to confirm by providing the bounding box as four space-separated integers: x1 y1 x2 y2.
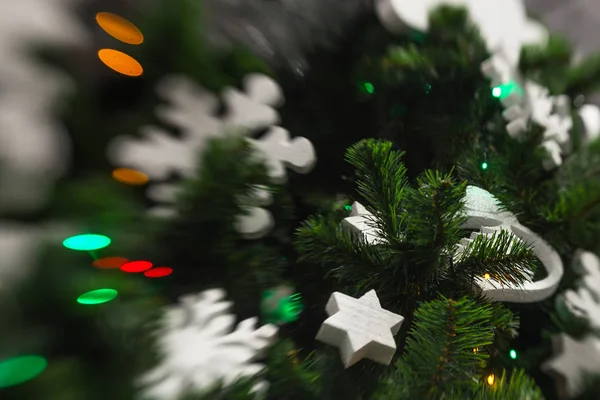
492 87 502 98
344 205 352 211
63 234 111 251
363 82 375 94
77 289 118 305
481 162 488 170
510 349 517 359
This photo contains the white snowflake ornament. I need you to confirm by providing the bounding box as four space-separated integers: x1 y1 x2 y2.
579 104 600 143
0 0 89 213
543 334 600 399
108 74 316 239
316 289 404 368
139 288 278 400
375 0 548 69
559 251 600 332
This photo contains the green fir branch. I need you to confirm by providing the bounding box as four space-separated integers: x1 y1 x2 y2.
467 369 544 400
295 214 392 292
372 296 496 399
344 139 409 243
407 169 467 246
453 229 536 287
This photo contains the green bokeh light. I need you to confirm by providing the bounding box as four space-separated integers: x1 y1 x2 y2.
344 205 352 211
363 82 375 94
0 355 47 388
63 234 111 251
481 162 488 170
491 81 523 100
510 349 517 359
77 289 118 305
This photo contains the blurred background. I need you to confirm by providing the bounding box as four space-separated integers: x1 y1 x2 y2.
527 0 600 103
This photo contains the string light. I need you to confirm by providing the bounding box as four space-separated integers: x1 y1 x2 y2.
77 289 118 305
0 355 48 388
486 374 495 385
481 162 488 170
510 349 517 359
363 82 375 94
344 205 352 211
484 273 491 280
96 12 144 45
473 348 479 354
63 234 111 251
492 87 502 98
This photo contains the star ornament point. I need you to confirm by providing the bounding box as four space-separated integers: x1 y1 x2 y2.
316 290 404 368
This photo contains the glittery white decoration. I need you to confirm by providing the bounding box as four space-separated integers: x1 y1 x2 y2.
375 0 548 68
316 290 404 367
108 74 316 239
139 289 278 400
542 334 600 399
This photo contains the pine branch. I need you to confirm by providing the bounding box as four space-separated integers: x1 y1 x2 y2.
453 229 536 287
468 369 544 400
295 214 393 293
403 169 467 265
374 297 496 399
344 139 409 243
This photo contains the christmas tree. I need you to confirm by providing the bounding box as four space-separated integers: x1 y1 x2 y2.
2 0 600 399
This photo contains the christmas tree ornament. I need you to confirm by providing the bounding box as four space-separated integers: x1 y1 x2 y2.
375 0 547 68
341 201 386 245
139 288 278 399
480 46 585 171
579 104 600 142
0 0 88 213
0 355 48 388
108 73 316 239
315 290 404 368
557 251 600 331
458 186 563 302
542 334 600 399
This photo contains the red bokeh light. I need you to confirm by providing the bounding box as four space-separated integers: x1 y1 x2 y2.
93 257 128 269
121 260 153 273
144 267 173 278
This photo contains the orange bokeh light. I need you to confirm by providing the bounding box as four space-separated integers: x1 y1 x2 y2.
93 257 128 269
98 49 143 77
112 168 149 185
96 12 144 45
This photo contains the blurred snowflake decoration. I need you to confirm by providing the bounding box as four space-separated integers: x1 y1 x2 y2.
139 289 278 399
